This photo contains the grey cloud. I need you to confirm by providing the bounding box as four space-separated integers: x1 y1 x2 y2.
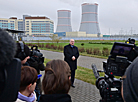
0 0 138 34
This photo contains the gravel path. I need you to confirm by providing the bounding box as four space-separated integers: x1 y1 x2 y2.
40 50 106 70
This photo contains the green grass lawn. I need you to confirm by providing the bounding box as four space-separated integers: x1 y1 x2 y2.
28 39 138 52
30 40 127 85
31 42 113 51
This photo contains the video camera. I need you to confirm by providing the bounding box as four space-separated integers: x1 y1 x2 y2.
29 45 44 64
92 41 135 102
125 38 135 44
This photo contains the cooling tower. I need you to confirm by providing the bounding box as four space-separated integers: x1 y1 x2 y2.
79 3 100 35
56 10 72 32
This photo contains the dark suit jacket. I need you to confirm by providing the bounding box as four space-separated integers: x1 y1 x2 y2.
64 44 79 70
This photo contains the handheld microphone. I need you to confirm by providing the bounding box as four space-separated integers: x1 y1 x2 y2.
91 64 100 79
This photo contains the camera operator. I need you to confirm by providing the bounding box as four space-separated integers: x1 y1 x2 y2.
0 29 21 101
14 42 30 65
126 38 138 61
92 41 138 102
15 43 45 101
121 57 138 102
27 45 45 101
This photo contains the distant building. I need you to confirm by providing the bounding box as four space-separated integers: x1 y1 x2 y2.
56 10 72 32
54 32 66 37
66 32 86 37
0 17 18 30
0 15 54 36
25 16 54 36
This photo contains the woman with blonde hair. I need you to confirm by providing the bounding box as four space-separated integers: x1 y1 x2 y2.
39 59 72 102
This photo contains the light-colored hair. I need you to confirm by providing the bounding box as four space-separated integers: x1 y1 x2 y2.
70 39 74 42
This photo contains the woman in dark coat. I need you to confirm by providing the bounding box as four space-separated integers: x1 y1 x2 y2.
39 59 72 102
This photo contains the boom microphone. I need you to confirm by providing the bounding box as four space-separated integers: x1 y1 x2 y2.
0 29 16 66
91 64 100 79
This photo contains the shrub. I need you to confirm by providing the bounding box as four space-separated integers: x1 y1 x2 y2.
58 45 64 51
45 44 50 49
53 46 57 50
103 47 108 51
78 47 85 53
50 44 55 49
86 48 92 54
38 44 42 48
102 47 110 56
41 44 44 48
93 48 101 55
81 43 84 46
28 43 33 46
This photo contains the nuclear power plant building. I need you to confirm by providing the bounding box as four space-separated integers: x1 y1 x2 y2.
56 10 72 32
79 3 101 37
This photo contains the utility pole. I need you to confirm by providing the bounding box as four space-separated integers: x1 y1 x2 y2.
109 28 110 35
130 27 133 35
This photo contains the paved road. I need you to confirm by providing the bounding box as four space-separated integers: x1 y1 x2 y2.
40 50 106 70
40 50 105 102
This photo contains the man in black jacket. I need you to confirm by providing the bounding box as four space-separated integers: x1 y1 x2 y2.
64 39 79 88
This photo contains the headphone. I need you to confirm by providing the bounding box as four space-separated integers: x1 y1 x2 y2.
17 42 26 60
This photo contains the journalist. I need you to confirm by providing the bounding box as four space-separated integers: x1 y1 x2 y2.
15 43 45 101
27 45 45 101
121 57 138 102
39 59 72 102
127 39 138 61
14 42 30 65
0 29 21 101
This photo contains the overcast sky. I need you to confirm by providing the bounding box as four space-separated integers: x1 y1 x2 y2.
1 0 138 35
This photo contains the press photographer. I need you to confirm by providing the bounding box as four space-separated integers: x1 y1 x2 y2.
92 40 138 102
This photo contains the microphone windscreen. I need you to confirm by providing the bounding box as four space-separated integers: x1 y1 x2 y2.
0 29 16 66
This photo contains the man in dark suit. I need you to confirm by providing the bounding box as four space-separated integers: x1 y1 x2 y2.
64 39 79 88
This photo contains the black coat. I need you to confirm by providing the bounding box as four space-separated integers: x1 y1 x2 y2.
64 44 79 70
39 94 72 102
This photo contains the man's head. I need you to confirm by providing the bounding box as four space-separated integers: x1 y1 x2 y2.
70 39 75 46
122 57 138 102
